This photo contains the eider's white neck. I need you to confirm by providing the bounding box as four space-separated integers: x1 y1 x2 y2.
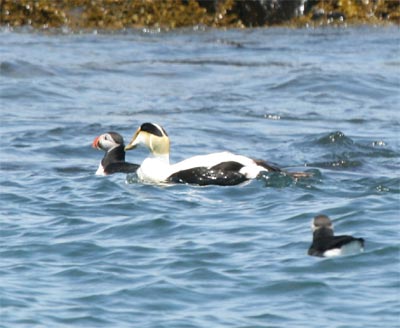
149 153 170 164
139 153 171 182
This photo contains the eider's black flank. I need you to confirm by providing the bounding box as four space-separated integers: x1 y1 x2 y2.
168 161 248 186
211 161 244 172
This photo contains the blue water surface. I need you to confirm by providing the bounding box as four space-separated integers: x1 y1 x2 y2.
0 26 399 328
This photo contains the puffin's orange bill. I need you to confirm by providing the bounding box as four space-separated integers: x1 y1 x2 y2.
92 136 100 149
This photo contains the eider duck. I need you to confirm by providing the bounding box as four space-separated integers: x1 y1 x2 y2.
92 132 139 175
124 122 302 186
308 214 365 257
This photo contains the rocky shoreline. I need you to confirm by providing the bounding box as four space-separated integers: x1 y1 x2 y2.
0 0 399 30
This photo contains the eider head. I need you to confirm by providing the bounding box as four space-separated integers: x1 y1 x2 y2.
125 123 170 156
311 214 334 232
92 132 124 152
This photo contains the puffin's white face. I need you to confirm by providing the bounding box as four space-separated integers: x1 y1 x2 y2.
311 215 334 232
92 132 123 152
125 123 170 156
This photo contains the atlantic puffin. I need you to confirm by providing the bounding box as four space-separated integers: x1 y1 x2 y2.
124 122 307 186
308 215 365 257
92 132 139 175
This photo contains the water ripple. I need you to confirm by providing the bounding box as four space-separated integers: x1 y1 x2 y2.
0 59 55 78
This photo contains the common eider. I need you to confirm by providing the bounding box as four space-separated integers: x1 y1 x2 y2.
308 214 365 257
124 122 307 186
92 132 139 175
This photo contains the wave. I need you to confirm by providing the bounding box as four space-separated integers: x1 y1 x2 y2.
0 60 55 78
297 131 398 171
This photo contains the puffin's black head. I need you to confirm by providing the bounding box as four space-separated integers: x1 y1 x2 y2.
312 214 333 232
92 132 124 152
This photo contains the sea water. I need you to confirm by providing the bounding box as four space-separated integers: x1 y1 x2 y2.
0 26 399 328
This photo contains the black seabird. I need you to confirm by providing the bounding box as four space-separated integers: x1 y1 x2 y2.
92 132 139 175
308 214 365 257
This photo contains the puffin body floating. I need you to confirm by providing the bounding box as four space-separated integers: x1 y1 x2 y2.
308 215 365 257
124 122 307 186
92 132 139 175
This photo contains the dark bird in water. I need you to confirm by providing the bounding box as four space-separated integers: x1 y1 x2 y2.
92 132 139 175
308 214 365 257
